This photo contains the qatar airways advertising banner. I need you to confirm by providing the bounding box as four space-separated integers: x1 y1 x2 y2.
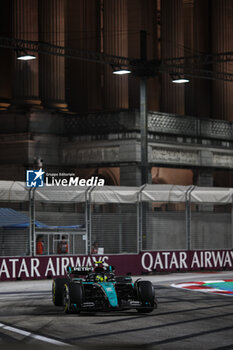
0 250 233 281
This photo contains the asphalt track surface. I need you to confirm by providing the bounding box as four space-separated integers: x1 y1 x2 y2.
0 271 233 350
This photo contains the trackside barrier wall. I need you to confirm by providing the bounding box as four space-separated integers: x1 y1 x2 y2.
0 182 233 279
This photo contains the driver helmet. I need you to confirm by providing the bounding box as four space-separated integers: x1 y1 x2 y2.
95 274 108 282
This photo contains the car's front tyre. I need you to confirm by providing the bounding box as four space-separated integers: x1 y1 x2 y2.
63 282 83 314
135 280 156 313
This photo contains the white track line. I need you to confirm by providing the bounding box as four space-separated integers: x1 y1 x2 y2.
0 322 71 346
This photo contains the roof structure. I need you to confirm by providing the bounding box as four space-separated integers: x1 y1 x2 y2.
0 181 233 204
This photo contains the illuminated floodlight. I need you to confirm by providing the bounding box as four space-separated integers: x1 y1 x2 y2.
172 78 189 83
113 69 131 75
171 73 189 83
17 54 36 61
16 50 36 61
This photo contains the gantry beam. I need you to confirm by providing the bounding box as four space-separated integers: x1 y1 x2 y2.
1 36 233 82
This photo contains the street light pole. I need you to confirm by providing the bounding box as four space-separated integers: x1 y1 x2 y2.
140 30 148 185
140 76 148 185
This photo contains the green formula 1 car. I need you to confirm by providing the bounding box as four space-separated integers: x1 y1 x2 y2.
52 263 157 314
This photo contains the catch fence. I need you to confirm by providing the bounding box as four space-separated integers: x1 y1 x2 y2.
0 182 233 257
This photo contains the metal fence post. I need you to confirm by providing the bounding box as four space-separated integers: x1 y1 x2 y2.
29 189 32 256
137 192 140 254
138 185 146 253
232 194 233 249
185 186 195 251
119 205 122 254
29 188 35 256
185 193 190 251
85 189 89 255
87 186 95 255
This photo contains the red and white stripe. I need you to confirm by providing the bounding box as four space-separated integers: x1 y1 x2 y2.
171 279 233 296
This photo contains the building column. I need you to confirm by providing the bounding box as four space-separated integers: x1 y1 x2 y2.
194 169 213 212
120 166 152 186
120 165 142 186
160 0 185 115
103 0 128 110
0 2 11 110
183 0 195 116
12 0 41 108
192 0 211 118
39 0 67 110
66 0 101 113
212 0 233 121
194 169 213 187
127 0 158 111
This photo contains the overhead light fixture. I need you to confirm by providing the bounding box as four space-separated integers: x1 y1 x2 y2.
17 54 36 61
172 78 189 83
171 73 189 84
112 65 131 75
16 50 36 61
113 69 131 75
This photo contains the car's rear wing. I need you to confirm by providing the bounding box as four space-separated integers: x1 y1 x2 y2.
67 265 115 276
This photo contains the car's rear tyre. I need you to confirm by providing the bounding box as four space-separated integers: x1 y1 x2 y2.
135 280 156 313
52 278 69 306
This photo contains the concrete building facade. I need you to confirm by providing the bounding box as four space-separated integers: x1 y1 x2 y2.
0 0 233 186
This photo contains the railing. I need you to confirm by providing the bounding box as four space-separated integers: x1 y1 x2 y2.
64 110 233 142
